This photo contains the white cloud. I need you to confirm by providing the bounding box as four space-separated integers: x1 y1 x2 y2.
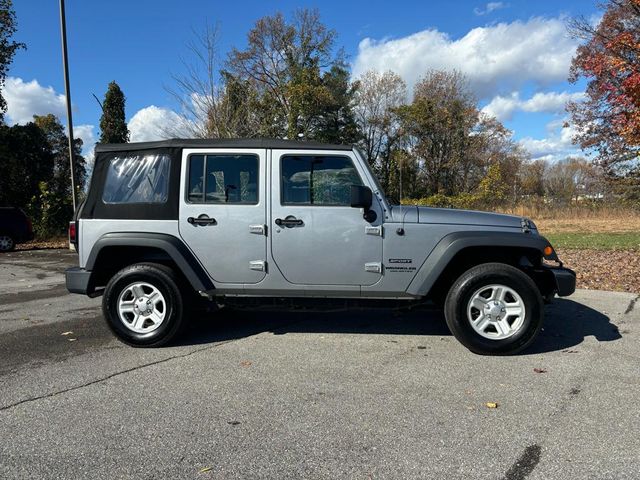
4 76 67 125
519 121 581 162
3 76 98 163
474 2 507 16
352 17 578 99
74 124 96 165
482 91 585 121
128 105 188 142
74 124 95 148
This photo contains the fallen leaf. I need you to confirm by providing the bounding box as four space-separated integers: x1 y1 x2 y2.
533 368 547 374
240 360 252 368
199 466 213 473
554 248 640 294
61 331 74 336
68 338 77 342
485 402 499 409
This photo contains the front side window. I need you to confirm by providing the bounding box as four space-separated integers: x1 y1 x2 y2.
281 155 363 206
102 154 170 204
188 154 258 204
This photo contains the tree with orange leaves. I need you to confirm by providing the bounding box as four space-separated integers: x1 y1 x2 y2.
569 0 640 188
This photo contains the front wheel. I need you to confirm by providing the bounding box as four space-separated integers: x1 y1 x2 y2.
102 263 186 347
0 234 15 252
444 263 543 355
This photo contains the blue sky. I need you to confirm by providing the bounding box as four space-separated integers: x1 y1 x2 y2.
6 0 598 162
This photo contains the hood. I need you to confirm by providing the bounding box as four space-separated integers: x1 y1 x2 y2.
389 205 526 229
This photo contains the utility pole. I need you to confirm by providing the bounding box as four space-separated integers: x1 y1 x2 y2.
59 0 78 211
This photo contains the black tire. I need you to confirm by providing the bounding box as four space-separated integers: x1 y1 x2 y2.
0 234 15 252
444 263 543 355
102 263 185 347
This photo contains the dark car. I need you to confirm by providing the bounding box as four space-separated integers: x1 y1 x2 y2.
0 207 34 252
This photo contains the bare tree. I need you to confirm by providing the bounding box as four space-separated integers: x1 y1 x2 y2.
519 159 547 197
166 24 256 138
470 114 529 201
545 157 601 205
353 70 406 193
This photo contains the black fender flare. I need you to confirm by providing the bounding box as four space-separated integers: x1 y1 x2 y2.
406 231 550 296
85 232 214 293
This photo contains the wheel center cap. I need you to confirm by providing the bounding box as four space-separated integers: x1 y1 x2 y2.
489 302 504 317
135 298 151 314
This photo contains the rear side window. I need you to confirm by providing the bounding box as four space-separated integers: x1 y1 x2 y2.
102 154 170 204
187 154 259 204
281 155 362 206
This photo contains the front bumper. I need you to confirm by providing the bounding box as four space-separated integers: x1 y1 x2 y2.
65 267 91 294
546 266 576 297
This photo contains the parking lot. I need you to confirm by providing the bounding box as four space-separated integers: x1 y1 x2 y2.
0 249 638 479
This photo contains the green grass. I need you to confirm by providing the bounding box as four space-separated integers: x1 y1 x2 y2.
545 232 640 250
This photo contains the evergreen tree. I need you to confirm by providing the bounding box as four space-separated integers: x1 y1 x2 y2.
0 122 53 207
0 0 25 123
312 63 361 144
33 114 86 235
99 81 129 143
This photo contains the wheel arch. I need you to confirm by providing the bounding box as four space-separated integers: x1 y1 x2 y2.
407 231 553 299
85 233 214 295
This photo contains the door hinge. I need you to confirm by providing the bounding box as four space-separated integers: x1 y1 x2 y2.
249 224 267 235
365 225 383 236
364 262 382 274
249 260 267 272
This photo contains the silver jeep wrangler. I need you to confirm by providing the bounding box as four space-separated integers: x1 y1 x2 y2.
65 139 575 354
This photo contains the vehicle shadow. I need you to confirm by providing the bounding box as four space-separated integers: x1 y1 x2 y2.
177 306 449 347
524 298 621 354
177 298 621 354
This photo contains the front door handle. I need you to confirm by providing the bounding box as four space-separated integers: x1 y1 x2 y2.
275 216 304 228
187 215 217 226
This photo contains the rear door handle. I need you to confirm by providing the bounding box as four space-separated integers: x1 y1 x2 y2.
275 216 304 228
188 215 217 226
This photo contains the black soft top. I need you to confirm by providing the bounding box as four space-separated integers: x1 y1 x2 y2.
94 138 354 153
82 138 354 221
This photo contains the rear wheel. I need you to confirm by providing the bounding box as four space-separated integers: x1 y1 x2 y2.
0 234 15 252
444 263 543 355
102 263 185 347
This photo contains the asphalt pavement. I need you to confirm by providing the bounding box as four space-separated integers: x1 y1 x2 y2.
0 249 638 479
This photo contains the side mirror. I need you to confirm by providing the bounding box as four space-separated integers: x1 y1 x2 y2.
350 185 377 223
350 185 372 209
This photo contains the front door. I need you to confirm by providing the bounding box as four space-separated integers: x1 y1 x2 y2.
179 148 267 284
270 150 383 286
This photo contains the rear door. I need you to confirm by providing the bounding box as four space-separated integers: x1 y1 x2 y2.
178 148 267 284
270 149 383 286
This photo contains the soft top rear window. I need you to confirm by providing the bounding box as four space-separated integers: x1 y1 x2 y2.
102 154 170 204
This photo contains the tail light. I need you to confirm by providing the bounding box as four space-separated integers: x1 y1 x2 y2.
69 221 77 245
